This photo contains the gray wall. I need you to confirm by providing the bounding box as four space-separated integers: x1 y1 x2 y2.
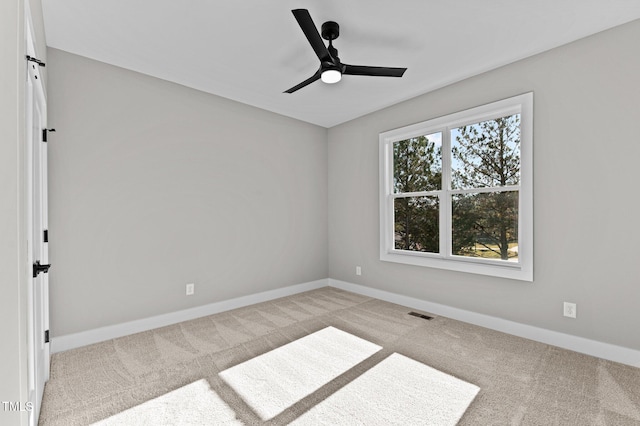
47 49 328 336
1 0 46 423
328 19 640 351
0 0 26 421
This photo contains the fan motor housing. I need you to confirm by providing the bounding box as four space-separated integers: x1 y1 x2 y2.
321 21 340 40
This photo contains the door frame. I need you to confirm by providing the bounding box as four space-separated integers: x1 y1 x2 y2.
25 11 50 426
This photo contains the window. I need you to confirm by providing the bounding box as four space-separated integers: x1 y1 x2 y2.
379 93 533 281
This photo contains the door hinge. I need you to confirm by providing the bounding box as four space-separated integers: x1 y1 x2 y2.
42 128 56 142
26 55 46 67
43 229 48 243
33 261 51 278
44 330 50 344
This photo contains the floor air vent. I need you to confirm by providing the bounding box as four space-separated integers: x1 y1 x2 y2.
408 312 434 320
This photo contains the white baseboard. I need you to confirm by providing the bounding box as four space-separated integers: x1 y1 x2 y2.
52 277 640 368
50 279 328 354
329 279 640 368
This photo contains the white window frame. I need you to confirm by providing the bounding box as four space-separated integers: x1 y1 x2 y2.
379 93 533 281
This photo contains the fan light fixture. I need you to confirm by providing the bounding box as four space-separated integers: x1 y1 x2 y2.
321 69 341 84
284 9 407 94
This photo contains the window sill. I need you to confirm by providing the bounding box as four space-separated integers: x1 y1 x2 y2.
380 250 533 281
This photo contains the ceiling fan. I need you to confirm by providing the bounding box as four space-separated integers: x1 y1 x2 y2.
284 9 407 94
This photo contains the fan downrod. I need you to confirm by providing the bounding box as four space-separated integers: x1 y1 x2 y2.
321 21 339 41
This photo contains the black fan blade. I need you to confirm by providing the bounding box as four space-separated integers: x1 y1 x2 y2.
343 64 407 77
292 9 331 63
284 71 321 93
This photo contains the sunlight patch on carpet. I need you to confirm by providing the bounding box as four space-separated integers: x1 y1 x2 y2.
218 326 382 420
291 353 480 426
92 379 242 425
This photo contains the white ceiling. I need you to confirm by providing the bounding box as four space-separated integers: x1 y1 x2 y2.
42 1 640 128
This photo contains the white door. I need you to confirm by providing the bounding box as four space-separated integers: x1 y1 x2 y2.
26 27 50 426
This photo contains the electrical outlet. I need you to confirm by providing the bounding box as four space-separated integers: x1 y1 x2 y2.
356 266 362 276
186 283 195 296
563 302 576 318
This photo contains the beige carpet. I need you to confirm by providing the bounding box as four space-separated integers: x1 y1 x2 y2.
289 351 479 425
219 326 382 421
39 287 640 425
92 379 241 425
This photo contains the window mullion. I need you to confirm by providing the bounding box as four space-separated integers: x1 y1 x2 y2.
441 126 452 258
450 185 520 195
391 191 441 198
